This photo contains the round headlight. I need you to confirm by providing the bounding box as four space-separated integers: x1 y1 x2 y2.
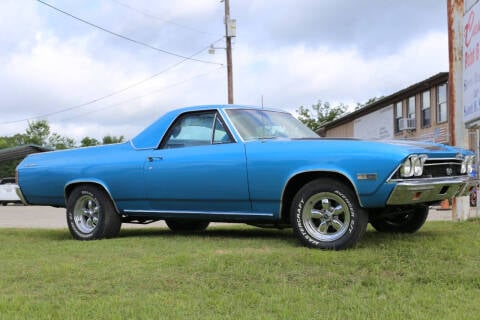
401 157 414 177
467 156 475 175
462 155 473 174
413 156 423 176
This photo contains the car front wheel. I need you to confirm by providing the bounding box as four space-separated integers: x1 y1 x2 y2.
369 205 429 233
290 178 368 250
66 185 122 240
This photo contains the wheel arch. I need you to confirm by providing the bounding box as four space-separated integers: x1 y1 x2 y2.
280 170 360 224
64 179 120 214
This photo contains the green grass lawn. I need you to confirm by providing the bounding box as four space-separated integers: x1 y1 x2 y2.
0 221 479 319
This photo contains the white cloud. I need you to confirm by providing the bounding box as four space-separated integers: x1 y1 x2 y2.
233 30 448 112
0 1 450 144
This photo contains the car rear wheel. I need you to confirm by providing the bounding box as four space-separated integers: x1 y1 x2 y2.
290 178 368 250
370 205 429 233
66 185 122 240
165 219 210 233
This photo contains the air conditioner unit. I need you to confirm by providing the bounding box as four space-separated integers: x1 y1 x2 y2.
399 118 416 131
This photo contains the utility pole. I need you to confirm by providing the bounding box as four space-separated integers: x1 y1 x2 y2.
210 0 236 104
224 0 235 104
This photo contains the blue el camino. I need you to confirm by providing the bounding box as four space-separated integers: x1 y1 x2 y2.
15 105 477 250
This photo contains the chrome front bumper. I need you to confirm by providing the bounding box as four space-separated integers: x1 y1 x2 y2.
387 177 478 205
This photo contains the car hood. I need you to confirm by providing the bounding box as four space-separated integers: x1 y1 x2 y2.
316 138 464 153
251 138 470 160
378 139 457 152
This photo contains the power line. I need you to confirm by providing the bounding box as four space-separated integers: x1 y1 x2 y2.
35 0 222 65
60 66 225 122
0 38 224 125
111 0 221 37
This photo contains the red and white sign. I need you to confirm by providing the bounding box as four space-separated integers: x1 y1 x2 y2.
464 4 480 123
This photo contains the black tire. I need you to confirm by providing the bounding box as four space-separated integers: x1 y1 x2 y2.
66 185 122 240
370 205 429 233
165 219 210 233
290 178 368 250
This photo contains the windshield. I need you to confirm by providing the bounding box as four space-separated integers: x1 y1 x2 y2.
226 109 319 141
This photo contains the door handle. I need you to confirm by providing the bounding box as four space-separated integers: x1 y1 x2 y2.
147 156 163 162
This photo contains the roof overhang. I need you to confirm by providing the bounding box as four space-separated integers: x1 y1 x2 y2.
317 72 449 132
0 145 53 162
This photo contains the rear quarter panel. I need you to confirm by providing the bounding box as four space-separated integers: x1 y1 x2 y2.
17 143 148 209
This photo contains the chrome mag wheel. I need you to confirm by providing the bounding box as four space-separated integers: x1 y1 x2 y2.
302 192 351 242
73 194 100 234
291 178 368 250
67 185 121 240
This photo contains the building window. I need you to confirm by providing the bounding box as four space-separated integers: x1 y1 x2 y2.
395 102 402 133
437 83 448 124
407 96 416 129
421 90 431 127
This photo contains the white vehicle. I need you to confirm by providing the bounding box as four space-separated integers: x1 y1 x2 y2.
0 178 22 206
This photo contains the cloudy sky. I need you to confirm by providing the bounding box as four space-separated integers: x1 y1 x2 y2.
0 0 448 143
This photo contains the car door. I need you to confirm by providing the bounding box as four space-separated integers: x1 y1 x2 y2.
144 110 251 214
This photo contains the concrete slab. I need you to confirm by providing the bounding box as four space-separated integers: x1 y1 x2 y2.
1 204 478 229
0 205 167 229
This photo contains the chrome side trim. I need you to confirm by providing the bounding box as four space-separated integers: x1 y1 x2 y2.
357 173 377 180
129 140 154 151
15 187 29 206
423 161 462 166
123 209 273 217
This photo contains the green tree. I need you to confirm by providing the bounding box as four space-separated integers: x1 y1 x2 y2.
297 101 347 131
0 160 20 178
0 135 30 177
0 136 25 178
48 133 76 150
355 96 384 110
102 135 124 145
21 120 76 149
0 121 76 177
80 137 100 147
25 120 50 146
0 135 26 149
0 121 128 177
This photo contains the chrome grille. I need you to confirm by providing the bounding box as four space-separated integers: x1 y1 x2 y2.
391 158 465 179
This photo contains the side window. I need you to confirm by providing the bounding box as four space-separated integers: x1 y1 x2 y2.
421 90 431 128
394 102 402 133
437 83 448 124
162 112 233 149
213 117 233 144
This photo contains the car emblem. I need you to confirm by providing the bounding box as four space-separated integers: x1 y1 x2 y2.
446 168 453 176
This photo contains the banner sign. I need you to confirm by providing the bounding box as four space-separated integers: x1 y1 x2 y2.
464 2 480 123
